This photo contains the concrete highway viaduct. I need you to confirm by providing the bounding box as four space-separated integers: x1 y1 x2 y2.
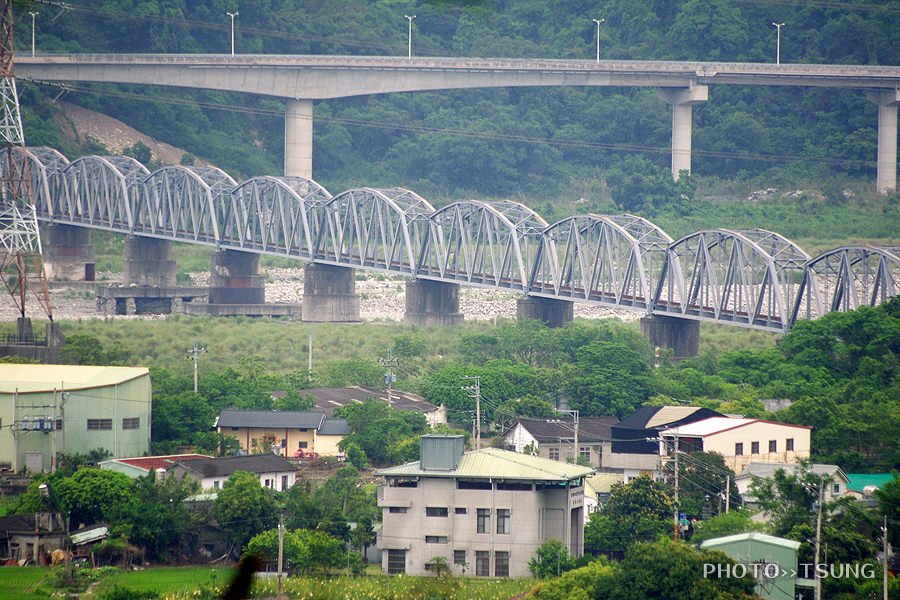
14 55 900 355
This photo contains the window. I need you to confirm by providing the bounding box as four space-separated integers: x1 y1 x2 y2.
264 479 272 488
282 475 288 490
495 551 509 578
477 509 491 533
87 419 112 430
786 438 794 451
455 507 467 515
833 483 841 495
213 481 220 489
735 443 743 456
122 417 139 430
299 441 308 449
387 549 406 574
425 535 448 544
426 507 448 517
497 482 532 491
475 551 490 576
751 441 760 454
389 507 407 514
55 420 62 430
458 480 492 490
496 509 510 534
548 447 560 461
580 446 591 461
768 440 777 453
231 427 239 430
453 550 466 565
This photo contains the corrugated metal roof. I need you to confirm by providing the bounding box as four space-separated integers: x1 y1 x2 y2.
170 454 296 478
70 526 108 546
317 418 350 436
506 417 617 443
0 365 149 393
101 454 212 472
375 448 594 481
736 462 848 482
216 409 325 429
645 406 703 428
845 473 895 493
701 531 801 550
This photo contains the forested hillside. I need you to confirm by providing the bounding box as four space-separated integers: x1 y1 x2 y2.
13 0 900 234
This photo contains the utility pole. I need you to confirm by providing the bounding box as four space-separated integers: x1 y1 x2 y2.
883 515 889 600
12 388 17 472
308 327 313 382
277 509 285 596
725 474 730 513
51 388 57 473
462 376 481 449
379 349 399 410
673 434 680 540
814 476 824 600
188 339 207 394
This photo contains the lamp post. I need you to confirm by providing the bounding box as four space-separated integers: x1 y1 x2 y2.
29 12 37 56
227 12 239 55
772 22 785 64
405 15 416 59
592 18 604 63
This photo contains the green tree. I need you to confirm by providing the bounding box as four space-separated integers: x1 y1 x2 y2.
585 475 674 553
213 471 277 550
688 509 764 545
122 140 152 164
59 334 130 366
55 468 135 528
570 341 653 418
528 539 577 578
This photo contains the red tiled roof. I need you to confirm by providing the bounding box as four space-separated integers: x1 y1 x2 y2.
115 454 211 471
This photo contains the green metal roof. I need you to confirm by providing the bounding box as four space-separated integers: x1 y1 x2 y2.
845 473 896 493
0 365 149 393
700 531 801 551
375 448 594 481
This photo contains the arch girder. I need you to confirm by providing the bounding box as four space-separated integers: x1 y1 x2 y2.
314 188 433 275
417 201 529 290
528 215 651 308
53 156 144 232
137 166 225 244
654 229 790 331
792 246 900 325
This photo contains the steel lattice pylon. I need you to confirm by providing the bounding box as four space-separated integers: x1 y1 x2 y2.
0 0 51 320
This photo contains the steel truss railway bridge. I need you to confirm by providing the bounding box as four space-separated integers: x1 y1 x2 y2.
11 146 899 357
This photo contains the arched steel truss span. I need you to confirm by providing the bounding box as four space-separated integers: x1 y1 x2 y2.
10 146 900 333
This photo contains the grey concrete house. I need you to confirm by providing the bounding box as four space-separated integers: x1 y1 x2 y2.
375 435 594 578
163 454 298 492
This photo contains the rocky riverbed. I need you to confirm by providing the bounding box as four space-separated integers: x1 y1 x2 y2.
0 267 640 324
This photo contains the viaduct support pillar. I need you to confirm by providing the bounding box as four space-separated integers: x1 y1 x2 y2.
867 90 900 194
640 315 700 361
123 236 176 287
405 279 464 326
285 99 313 179
516 296 573 328
209 250 266 304
43 223 95 281
658 85 708 180
302 263 360 322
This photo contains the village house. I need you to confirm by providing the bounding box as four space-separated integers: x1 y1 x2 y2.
215 409 350 458
502 416 618 468
162 454 298 492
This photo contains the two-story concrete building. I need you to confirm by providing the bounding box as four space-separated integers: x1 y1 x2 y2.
215 409 350 457
375 435 594 578
658 417 811 473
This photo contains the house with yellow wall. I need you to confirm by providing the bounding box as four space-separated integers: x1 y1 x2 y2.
215 409 350 458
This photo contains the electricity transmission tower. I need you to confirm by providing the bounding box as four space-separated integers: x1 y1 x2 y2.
0 0 52 324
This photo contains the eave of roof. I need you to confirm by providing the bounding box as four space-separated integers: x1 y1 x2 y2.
375 448 594 481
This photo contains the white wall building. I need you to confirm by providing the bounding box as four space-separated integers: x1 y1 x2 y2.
659 417 811 473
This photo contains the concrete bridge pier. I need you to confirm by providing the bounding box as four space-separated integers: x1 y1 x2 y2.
302 263 360 322
867 90 900 194
42 224 95 281
658 85 708 179
516 296 573 328
405 279 464 326
640 315 700 361
285 99 313 179
123 236 176 287
208 250 266 305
